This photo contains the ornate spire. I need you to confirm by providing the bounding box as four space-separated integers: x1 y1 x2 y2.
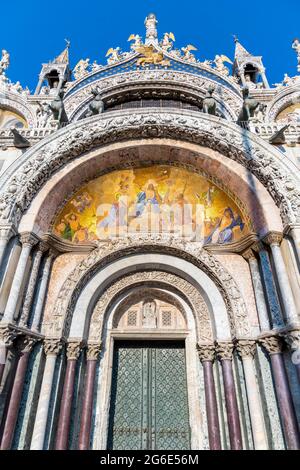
234 37 252 61
144 13 158 45
54 39 70 64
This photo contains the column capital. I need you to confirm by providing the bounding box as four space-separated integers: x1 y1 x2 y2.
16 334 39 354
66 339 83 360
0 326 18 347
44 338 62 356
0 224 16 241
197 343 215 362
235 339 256 358
19 232 39 248
216 342 234 361
263 231 283 247
39 241 50 253
242 248 256 261
86 341 102 361
258 335 283 354
282 329 300 352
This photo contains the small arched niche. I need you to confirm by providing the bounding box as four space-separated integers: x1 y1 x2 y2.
112 288 187 332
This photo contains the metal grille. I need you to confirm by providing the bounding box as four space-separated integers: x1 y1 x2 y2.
127 311 137 326
161 310 172 326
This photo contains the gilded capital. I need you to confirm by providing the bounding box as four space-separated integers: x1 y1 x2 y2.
236 339 256 358
66 340 83 360
263 231 283 247
197 343 215 362
216 342 234 361
258 335 283 354
87 342 102 360
44 338 62 356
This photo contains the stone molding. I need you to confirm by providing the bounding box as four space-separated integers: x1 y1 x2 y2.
89 270 213 343
42 239 250 340
0 110 299 229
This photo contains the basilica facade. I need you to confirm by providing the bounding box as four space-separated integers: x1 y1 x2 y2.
0 14 300 450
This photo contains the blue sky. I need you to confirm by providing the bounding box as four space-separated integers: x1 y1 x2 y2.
1 0 299 91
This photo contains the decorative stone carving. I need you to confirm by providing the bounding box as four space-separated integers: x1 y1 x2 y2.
0 111 299 231
16 335 39 353
263 231 283 246
282 330 300 352
242 248 256 261
235 339 256 358
19 232 39 247
44 338 62 356
66 340 83 360
89 270 213 342
258 335 283 354
216 342 234 360
86 342 102 360
0 326 18 348
197 343 215 362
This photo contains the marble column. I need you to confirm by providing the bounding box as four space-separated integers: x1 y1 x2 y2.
78 342 101 450
0 327 17 386
236 339 268 449
285 224 300 268
197 343 221 450
283 330 300 385
0 225 15 271
216 342 243 450
2 233 38 323
242 249 270 331
252 241 284 329
259 335 300 450
31 249 56 331
264 232 299 328
30 338 62 450
55 340 82 450
19 242 49 327
0 336 37 450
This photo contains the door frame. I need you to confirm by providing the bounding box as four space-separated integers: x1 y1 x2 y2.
92 326 205 450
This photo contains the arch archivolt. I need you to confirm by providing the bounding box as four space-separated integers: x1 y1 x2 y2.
64 69 242 120
89 271 213 343
0 94 35 127
43 239 251 341
0 110 298 232
267 85 300 121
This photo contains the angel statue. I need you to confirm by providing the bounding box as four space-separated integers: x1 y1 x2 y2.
73 58 90 80
292 38 300 71
0 49 10 75
161 32 175 51
106 47 122 65
213 55 233 76
181 45 197 62
128 34 142 51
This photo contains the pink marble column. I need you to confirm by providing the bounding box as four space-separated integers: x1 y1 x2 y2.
217 342 243 450
0 336 37 450
78 343 101 450
197 343 221 450
55 341 82 450
260 335 300 450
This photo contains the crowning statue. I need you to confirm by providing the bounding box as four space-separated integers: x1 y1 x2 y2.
181 45 197 62
144 13 158 45
73 58 90 79
292 38 300 72
106 47 122 65
161 32 175 51
0 49 10 75
213 54 233 76
128 34 143 51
